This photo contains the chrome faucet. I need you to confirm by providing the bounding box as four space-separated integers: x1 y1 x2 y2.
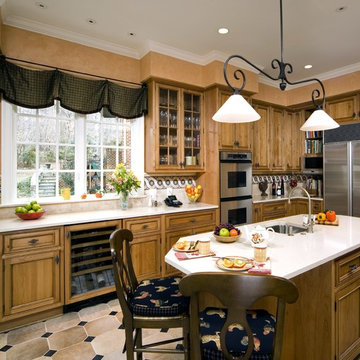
288 187 314 233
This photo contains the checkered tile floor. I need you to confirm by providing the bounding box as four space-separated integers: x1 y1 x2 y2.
0 299 184 360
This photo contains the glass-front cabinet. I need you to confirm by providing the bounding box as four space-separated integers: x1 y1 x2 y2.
146 82 204 173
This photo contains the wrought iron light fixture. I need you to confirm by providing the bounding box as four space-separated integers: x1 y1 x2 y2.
212 0 340 131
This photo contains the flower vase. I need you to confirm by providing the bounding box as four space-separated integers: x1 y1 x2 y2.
120 192 129 210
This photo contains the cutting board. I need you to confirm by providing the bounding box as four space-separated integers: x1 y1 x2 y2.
315 218 339 226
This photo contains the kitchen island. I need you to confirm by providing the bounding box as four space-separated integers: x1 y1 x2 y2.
165 215 360 360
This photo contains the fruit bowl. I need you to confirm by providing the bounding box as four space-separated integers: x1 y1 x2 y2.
213 233 241 243
185 184 202 203
15 211 45 220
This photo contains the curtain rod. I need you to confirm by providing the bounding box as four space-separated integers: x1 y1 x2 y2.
2 55 145 88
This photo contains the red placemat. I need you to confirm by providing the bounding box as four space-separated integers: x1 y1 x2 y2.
175 251 216 261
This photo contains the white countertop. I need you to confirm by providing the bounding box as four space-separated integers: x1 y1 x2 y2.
0 203 218 233
165 215 360 280
252 195 323 203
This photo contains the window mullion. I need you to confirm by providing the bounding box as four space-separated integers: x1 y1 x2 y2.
75 115 86 196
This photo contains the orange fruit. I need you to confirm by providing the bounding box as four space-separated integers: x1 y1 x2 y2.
223 258 234 268
176 241 185 250
233 259 245 268
229 229 238 237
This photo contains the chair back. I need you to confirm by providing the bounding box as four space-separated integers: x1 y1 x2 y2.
109 229 138 320
179 272 298 360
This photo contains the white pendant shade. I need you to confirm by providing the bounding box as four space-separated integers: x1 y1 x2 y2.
212 94 261 123
300 109 340 131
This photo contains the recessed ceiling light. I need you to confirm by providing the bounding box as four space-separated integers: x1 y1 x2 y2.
35 2 47 9
218 28 229 35
86 18 96 25
304 64 312 69
336 6 347 12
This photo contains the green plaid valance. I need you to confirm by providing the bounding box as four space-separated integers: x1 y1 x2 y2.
0 57 147 119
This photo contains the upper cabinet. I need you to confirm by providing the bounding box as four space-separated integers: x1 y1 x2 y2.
218 92 252 151
326 94 360 125
252 103 270 172
145 82 205 174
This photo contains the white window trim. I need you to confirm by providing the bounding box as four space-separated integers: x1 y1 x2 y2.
1 101 145 205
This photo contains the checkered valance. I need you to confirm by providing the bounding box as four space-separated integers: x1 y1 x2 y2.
0 57 147 119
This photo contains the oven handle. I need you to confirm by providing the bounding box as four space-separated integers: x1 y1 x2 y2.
220 195 252 202
219 160 252 164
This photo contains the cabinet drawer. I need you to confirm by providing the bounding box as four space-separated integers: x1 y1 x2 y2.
3 228 60 254
335 250 360 287
165 210 216 231
312 201 323 214
123 216 161 235
262 202 287 217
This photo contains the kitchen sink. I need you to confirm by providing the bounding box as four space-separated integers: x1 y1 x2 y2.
266 223 308 235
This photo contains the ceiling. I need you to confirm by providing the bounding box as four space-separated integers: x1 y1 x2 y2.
2 0 360 84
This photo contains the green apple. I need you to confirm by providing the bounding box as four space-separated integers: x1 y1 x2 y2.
36 208 43 212
32 204 41 211
15 207 25 213
24 204 32 211
28 210 35 213
30 200 37 206
219 228 230 237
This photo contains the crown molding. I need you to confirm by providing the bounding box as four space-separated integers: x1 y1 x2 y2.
3 15 141 59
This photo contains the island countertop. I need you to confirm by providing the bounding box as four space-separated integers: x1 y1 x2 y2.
165 214 360 279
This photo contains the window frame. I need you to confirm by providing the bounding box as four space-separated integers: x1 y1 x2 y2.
1 100 144 205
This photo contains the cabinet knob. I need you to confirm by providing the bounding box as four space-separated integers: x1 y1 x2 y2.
353 112 356 118
179 161 185 168
142 224 149 229
273 163 275 167
191 218 196 223
55 255 60 264
28 238 39 245
349 264 358 271
234 140 239 146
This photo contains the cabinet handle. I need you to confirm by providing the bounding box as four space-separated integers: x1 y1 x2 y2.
353 112 356 118
287 163 290 168
234 140 239 146
191 218 196 223
349 264 358 271
66 231 70 239
28 238 39 245
273 163 275 167
358 111 360 118
142 224 149 229
179 161 185 168
55 255 60 264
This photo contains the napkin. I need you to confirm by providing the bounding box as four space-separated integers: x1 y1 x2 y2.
248 259 272 274
175 251 216 261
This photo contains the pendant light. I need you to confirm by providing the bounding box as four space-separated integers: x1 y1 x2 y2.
213 0 340 131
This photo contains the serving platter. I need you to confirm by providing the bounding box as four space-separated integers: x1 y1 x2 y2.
216 256 253 272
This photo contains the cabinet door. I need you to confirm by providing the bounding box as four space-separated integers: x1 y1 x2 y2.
291 111 305 171
158 85 180 168
253 204 262 223
271 107 285 171
335 278 360 359
3 250 61 317
183 90 204 168
295 199 309 215
262 201 287 221
164 229 193 276
312 200 323 214
252 104 270 171
131 234 161 281
218 93 252 151
326 95 359 125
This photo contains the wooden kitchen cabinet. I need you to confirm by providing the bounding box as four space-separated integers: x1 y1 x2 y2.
252 103 270 172
270 107 286 171
326 94 360 125
261 201 288 221
284 110 305 171
163 209 216 276
252 203 262 223
145 81 205 173
0 227 63 330
218 92 252 151
123 216 161 281
334 249 360 359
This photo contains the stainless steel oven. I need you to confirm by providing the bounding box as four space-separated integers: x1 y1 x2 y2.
220 151 252 224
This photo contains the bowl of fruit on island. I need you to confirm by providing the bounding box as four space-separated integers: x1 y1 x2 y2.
15 201 45 220
185 184 202 202
213 223 241 243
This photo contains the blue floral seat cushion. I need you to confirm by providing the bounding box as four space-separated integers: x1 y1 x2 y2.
130 276 189 317
200 307 276 360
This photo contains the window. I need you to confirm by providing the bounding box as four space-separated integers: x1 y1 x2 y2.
1 100 144 204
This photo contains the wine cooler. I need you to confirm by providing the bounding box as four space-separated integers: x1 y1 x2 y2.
65 221 121 303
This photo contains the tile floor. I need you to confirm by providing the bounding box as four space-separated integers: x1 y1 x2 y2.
0 300 184 360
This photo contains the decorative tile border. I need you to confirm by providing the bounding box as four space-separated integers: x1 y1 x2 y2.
252 174 308 184
144 176 196 190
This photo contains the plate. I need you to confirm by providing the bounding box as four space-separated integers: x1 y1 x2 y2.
216 256 253 272
172 240 199 252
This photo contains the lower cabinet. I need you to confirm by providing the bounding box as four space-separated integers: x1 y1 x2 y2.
163 210 216 276
0 227 63 330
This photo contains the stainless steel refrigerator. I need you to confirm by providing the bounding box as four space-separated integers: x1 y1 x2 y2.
324 141 360 216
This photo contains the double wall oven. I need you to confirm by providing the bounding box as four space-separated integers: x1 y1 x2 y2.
220 151 252 225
